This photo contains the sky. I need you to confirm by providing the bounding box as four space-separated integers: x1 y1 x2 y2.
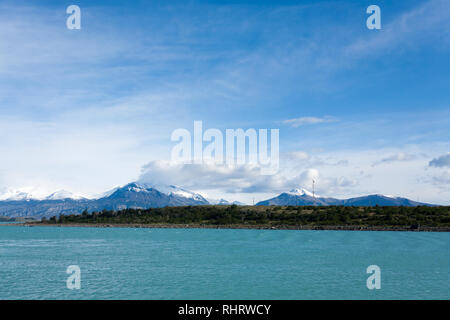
0 0 449 204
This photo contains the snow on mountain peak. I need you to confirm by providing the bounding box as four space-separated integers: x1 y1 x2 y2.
376 194 399 199
133 182 207 202
287 188 317 197
163 185 207 202
0 187 86 201
0 189 34 201
45 190 85 200
126 184 148 193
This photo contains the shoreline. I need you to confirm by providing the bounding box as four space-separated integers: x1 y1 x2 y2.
4 222 450 232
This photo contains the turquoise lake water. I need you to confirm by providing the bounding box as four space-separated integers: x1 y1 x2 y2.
0 225 448 299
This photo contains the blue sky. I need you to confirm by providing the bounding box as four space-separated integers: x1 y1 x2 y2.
0 0 449 203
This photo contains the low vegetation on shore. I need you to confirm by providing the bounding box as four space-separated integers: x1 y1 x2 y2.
40 205 450 230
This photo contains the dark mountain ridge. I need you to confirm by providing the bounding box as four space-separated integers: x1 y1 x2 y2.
256 189 433 207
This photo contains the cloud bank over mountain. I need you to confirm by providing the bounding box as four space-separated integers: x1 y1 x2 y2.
136 145 449 205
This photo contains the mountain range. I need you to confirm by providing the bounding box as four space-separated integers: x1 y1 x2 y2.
0 183 435 218
255 188 431 207
0 183 208 218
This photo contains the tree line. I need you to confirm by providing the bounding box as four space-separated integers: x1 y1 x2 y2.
41 204 450 228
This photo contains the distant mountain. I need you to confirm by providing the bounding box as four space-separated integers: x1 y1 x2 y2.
341 194 427 207
0 198 94 218
0 188 85 201
0 189 36 201
257 188 341 206
256 189 434 207
208 198 247 206
0 182 209 218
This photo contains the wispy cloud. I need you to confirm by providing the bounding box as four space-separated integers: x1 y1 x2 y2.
430 170 450 185
372 152 418 166
282 116 337 127
343 0 450 58
282 151 310 162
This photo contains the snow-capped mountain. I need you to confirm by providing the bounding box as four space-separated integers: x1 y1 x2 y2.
97 182 209 210
0 188 87 201
256 188 433 207
286 188 317 197
0 190 35 201
45 190 86 200
141 183 208 203
0 182 209 218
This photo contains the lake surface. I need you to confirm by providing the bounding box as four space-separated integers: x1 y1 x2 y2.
0 225 448 299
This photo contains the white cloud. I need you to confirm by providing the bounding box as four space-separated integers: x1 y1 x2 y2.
137 160 364 203
138 160 293 193
138 160 335 195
